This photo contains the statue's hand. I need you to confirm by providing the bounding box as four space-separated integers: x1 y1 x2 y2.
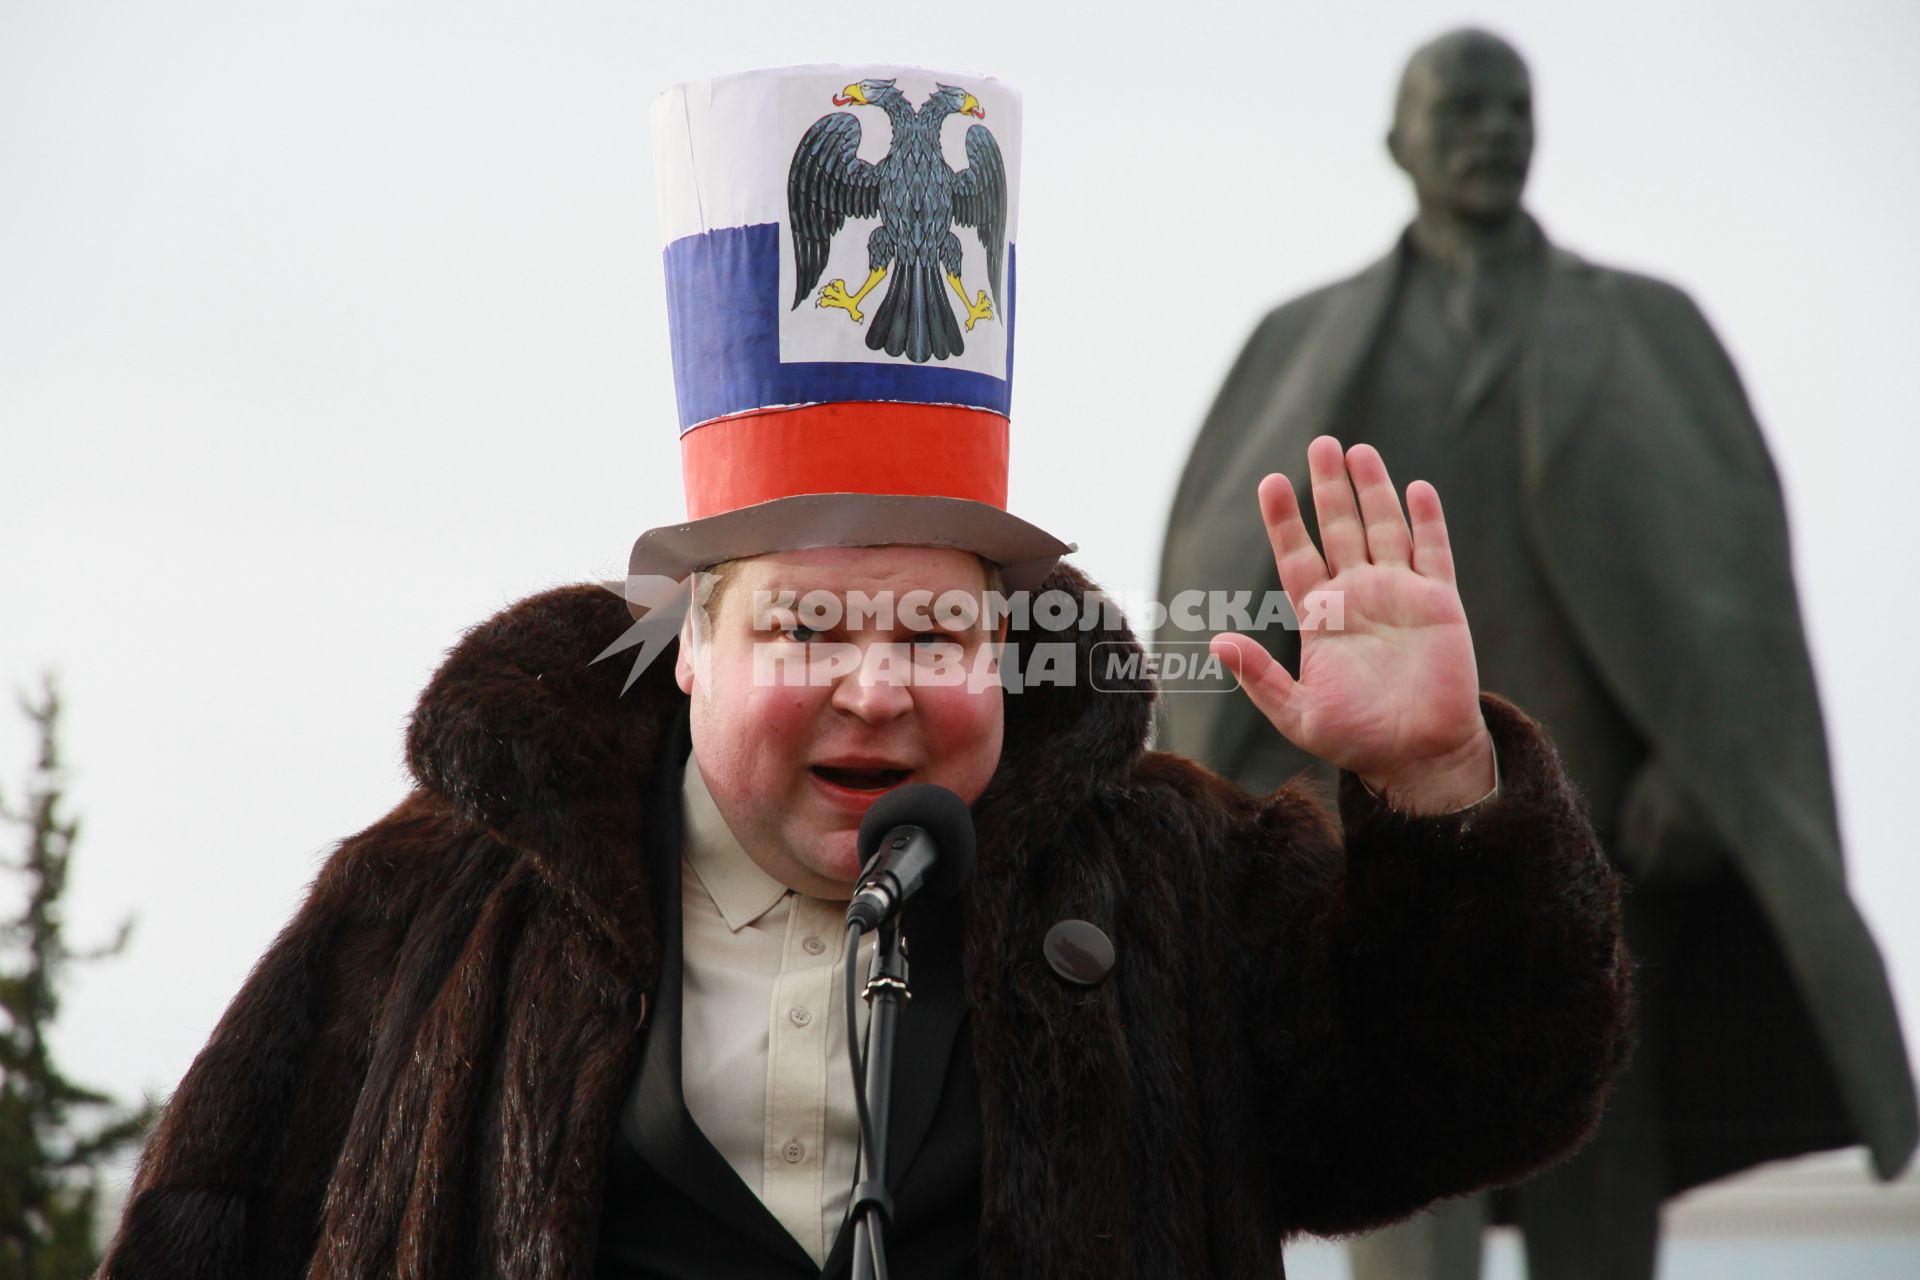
1211 436 1494 814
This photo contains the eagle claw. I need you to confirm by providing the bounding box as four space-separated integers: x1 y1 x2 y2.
962 289 993 331
816 279 864 323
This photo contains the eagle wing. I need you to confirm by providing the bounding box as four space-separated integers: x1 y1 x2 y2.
787 112 883 309
950 124 1007 313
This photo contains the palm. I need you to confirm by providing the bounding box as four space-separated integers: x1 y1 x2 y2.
1212 437 1493 805
1289 558 1479 777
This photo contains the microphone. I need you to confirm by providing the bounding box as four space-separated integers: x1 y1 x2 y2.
845 784 976 933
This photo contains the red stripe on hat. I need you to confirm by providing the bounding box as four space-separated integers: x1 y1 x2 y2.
682 403 1010 519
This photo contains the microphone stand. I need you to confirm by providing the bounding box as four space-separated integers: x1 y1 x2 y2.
850 916 908 1280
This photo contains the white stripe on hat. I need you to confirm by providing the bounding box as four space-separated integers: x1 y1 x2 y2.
650 65 1022 245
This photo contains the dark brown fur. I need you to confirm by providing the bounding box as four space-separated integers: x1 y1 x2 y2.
98 566 1630 1278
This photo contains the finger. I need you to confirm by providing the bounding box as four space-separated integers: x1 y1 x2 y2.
1406 480 1457 584
1211 633 1302 743
1307 435 1369 572
1344 443 1413 568
1256 473 1329 608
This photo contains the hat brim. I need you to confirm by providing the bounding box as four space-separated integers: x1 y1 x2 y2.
626 493 1073 615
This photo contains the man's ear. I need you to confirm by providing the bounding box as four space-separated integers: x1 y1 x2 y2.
675 603 699 696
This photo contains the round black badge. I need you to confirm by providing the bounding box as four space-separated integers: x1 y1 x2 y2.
1043 919 1116 987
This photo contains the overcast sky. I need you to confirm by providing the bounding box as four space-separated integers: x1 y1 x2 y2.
3 0 1916 1166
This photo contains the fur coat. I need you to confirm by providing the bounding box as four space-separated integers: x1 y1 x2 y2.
98 566 1631 1279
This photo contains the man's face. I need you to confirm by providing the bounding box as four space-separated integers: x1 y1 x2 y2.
1390 38 1534 221
675 545 1006 899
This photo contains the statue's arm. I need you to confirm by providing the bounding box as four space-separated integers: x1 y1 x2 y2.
1610 271 1782 484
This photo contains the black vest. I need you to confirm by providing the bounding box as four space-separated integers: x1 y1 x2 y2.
596 710 982 1279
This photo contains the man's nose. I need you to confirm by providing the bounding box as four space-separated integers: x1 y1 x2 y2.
830 643 914 723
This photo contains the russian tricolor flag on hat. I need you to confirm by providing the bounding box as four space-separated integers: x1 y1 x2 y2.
629 65 1071 592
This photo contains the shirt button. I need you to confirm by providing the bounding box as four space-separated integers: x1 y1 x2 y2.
789 1006 813 1027
803 936 827 955
783 1140 805 1163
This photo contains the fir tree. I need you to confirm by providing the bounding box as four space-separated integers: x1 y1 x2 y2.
0 677 154 1280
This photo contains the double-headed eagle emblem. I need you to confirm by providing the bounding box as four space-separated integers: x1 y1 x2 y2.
788 79 1008 364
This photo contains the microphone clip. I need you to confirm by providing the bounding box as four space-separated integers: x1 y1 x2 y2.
862 971 911 1005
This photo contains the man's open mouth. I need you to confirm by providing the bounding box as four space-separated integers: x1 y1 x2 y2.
810 765 912 791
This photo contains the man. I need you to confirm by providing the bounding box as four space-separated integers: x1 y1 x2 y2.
1156 27 1916 1280
99 65 1630 1279
99 452 1631 1280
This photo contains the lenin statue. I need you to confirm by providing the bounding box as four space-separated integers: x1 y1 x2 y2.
1154 26 1917 1280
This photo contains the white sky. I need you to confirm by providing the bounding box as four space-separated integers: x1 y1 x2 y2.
3 0 1917 1153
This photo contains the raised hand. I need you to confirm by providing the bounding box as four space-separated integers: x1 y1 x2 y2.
1210 436 1496 814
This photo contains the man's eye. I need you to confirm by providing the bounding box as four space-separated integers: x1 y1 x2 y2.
784 624 820 643
910 632 954 646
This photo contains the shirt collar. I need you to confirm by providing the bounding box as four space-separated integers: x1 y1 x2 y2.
681 757 789 932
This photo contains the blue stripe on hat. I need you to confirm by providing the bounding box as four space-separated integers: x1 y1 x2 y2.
662 223 1016 433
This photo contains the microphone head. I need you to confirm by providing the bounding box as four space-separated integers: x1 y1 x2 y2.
856 783 977 903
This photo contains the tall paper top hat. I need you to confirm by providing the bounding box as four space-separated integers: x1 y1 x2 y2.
630 65 1072 593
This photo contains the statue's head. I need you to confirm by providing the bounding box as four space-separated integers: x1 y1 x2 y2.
1387 28 1533 223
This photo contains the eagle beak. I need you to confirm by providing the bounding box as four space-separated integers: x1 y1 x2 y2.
962 93 984 119
833 83 868 107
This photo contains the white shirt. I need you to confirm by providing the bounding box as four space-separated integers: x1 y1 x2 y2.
678 759 875 1268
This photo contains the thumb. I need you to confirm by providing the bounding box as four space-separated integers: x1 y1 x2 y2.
1211 633 1303 744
